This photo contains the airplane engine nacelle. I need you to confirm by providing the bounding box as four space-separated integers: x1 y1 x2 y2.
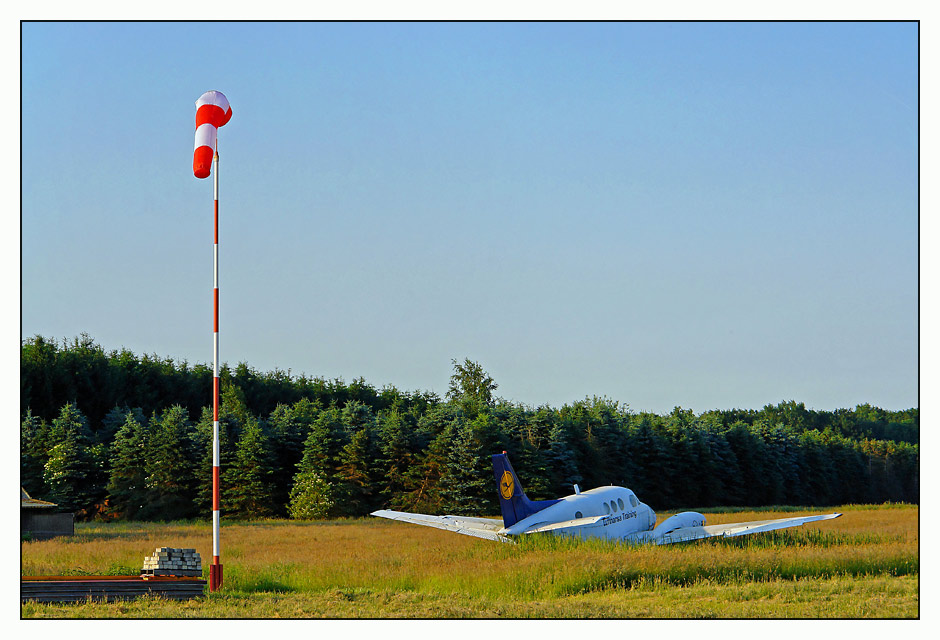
653 511 706 536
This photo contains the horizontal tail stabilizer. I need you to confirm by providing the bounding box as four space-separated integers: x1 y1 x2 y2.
521 515 607 535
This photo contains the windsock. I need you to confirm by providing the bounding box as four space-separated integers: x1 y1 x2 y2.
193 90 232 179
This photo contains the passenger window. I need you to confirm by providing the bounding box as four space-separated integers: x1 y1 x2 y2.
629 495 638 507
575 511 583 519
604 503 610 515
618 498 625 510
611 501 618 512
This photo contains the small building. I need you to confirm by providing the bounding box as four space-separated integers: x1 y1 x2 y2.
21 488 73 540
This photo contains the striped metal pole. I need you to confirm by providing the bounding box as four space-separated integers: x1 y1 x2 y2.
209 145 223 592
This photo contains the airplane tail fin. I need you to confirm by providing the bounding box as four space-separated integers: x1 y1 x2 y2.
491 452 561 528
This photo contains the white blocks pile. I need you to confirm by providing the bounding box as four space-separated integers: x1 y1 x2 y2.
141 547 202 578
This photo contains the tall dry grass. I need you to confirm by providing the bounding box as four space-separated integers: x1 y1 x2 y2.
22 504 917 602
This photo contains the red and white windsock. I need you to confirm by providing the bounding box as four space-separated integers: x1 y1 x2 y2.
193 90 232 179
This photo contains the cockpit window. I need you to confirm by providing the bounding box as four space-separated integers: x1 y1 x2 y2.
618 498 625 510
629 495 638 507
575 511 583 519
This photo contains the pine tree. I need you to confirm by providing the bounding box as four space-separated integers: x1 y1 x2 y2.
546 420 582 495
288 470 334 520
332 424 377 516
142 405 197 520
504 408 551 501
289 403 341 518
267 403 304 515
398 417 452 513
700 419 742 506
49 402 94 443
296 406 345 478
43 404 99 514
340 399 375 436
829 434 866 504
752 420 787 505
21 410 49 497
798 429 835 505
725 421 782 506
375 408 413 508
43 429 91 512
100 405 132 445
224 418 276 519
626 417 674 507
290 396 321 436
440 421 490 515
106 409 150 518
733 421 770 505
221 380 251 436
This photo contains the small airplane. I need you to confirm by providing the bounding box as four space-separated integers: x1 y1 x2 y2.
371 452 841 544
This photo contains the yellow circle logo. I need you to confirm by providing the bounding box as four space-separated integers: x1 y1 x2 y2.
499 470 514 500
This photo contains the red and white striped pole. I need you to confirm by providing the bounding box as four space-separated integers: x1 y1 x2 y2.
193 89 230 593
210 145 223 592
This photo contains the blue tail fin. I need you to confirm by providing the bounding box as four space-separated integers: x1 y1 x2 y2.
491 452 561 528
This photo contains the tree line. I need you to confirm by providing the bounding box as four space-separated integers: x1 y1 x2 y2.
20 335 918 521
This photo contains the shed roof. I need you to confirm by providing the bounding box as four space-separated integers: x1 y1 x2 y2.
21 487 57 509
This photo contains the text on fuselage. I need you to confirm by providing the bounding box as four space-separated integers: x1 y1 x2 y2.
602 510 637 526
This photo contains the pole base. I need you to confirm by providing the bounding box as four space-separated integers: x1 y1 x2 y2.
209 563 223 591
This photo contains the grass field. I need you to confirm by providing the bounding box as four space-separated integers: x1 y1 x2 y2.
20 503 918 618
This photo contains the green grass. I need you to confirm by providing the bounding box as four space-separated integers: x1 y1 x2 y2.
21 503 918 618
19 575 918 619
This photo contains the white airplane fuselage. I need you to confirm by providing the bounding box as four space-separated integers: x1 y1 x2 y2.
504 486 658 540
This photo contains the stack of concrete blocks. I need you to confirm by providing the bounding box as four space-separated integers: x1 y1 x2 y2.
141 547 202 578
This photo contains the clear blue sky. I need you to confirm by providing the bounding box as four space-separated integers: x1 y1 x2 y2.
21 21 918 414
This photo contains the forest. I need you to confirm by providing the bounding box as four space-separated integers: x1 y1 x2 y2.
21 334 919 521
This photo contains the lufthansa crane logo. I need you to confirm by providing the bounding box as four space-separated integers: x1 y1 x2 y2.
500 470 514 500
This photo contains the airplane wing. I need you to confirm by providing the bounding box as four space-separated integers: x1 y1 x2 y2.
371 509 511 543
652 512 842 545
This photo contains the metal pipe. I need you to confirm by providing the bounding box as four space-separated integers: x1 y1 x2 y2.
209 146 223 592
